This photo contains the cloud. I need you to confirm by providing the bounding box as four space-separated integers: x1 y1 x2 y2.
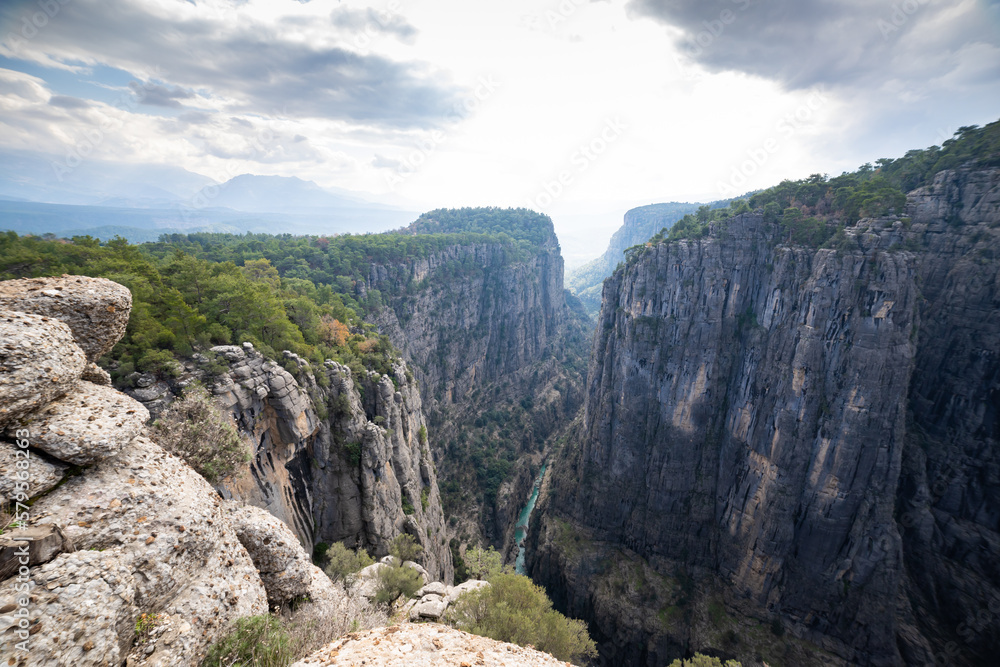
371 153 403 170
49 95 92 109
330 6 418 44
132 82 195 108
0 0 465 129
627 0 1000 90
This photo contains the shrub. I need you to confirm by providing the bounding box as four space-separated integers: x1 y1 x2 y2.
390 533 423 562
282 582 387 657
374 562 423 604
463 545 508 581
201 615 295 667
667 654 741 667
323 542 374 582
150 384 250 484
447 573 596 664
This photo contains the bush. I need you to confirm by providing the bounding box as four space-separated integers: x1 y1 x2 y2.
323 542 374 582
390 533 424 562
463 546 508 581
150 384 251 484
447 573 596 664
201 615 295 667
282 582 387 658
374 562 423 604
667 654 741 667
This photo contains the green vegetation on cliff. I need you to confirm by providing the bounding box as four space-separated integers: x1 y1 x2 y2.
646 121 1000 249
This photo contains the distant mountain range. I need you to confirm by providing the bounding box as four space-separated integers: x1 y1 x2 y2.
0 151 417 242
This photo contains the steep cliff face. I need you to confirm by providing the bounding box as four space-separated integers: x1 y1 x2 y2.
363 229 589 550
568 203 700 315
896 167 1000 663
129 345 453 583
529 167 1000 666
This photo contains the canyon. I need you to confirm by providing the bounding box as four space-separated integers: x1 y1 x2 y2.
528 166 1000 666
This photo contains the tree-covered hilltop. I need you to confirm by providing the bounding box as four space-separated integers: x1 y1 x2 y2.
403 207 556 248
0 206 565 389
647 120 1000 249
0 232 398 383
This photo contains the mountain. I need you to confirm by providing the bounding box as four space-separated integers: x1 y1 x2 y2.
0 154 418 239
566 202 706 315
527 123 1000 666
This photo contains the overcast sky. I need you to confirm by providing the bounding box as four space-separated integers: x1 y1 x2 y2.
1 0 998 249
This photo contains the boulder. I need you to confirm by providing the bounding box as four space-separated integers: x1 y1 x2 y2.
0 310 85 429
416 581 447 597
228 503 312 604
353 562 390 599
11 435 269 665
445 579 490 604
0 524 72 579
0 275 132 363
410 597 448 620
8 382 149 465
0 439 68 499
404 560 430 584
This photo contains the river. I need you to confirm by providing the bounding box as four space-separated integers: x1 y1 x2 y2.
513 462 547 575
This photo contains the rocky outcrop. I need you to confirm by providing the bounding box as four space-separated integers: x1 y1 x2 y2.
124 341 453 584
567 202 700 315
0 275 131 362
292 623 576 667
529 167 1000 667
0 310 85 429
0 276 343 666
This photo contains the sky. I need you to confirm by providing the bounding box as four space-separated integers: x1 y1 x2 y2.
1 0 999 262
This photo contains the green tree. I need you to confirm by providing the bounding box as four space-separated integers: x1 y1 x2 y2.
447 573 596 664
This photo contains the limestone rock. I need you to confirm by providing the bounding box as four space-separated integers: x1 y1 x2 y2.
291 623 575 667
0 439 68 499
416 581 447 597
0 310 86 429
9 382 149 465
0 275 132 362
81 362 112 386
0 524 72 579
227 503 312 605
12 435 268 665
445 579 489 604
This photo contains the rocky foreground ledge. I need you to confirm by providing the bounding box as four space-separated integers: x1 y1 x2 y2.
292 623 574 667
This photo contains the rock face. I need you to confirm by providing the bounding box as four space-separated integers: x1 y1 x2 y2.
0 310 86 429
127 343 454 584
0 276 343 667
567 202 700 315
0 275 131 362
10 381 149 465
529 168 1000 667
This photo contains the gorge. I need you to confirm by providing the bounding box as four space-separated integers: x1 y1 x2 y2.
2 122 1000 667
